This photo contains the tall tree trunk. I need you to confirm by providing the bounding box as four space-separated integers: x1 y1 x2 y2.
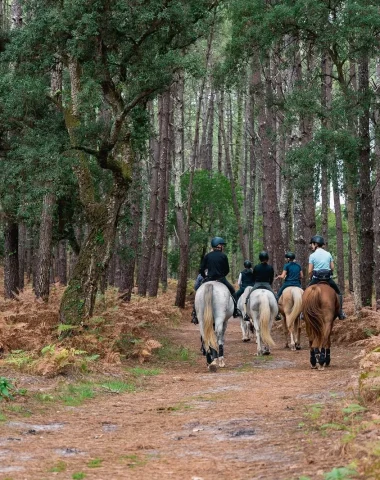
358 54 373 306
35 192 55 301
137 103 160 296
261 55 284 275
247 69 256 260
4 220 19 298
149 89 171 297
220 89 248 260
57 240 67 285
59 57 132 324
332 167 345 293
18 221 26 290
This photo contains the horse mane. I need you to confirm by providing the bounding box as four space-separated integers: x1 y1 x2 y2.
303 286 324 344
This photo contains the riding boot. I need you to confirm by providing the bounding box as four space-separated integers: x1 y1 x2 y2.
232 296 242 318
338 294 346 320
191 306 199 324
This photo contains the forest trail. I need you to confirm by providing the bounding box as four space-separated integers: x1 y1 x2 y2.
0 315 365 480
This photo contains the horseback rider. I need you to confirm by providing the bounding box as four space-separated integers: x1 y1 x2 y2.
249 251 276 296
274 252 303 320
199 236 241 318
235 260 256 302
308 235 346 320
275 252 303 300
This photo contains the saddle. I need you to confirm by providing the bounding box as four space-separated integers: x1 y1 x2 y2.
312 269 332 281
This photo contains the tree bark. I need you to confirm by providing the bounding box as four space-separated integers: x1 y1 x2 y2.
358 54 373 306
149 89 171 297
18 221 26 290
35 192 55 301
57 240 67 285
332 168 345 293
4 220 19 298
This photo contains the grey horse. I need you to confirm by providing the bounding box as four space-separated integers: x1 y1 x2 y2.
238 288 277 356
195 281 234 371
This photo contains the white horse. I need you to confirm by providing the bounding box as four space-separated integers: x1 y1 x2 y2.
195 281 234 371
278 286 304 351
238 288 277 355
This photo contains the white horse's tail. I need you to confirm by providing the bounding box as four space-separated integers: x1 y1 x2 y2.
259 292 275 347
287 288 303 328
203 284 218 350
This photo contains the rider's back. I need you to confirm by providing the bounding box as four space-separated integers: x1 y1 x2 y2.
309 248 332 271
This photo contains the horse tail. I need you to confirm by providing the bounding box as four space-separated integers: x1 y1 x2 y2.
259 292 275 347
303 286 323 345
203 284 218 350
287 288 303 328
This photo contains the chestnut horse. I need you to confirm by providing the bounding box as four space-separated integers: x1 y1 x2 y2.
302 283 339 369
278 287 304 351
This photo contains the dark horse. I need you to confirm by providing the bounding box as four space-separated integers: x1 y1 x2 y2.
302 283 339 369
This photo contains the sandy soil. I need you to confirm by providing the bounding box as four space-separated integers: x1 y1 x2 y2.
0 314 368 480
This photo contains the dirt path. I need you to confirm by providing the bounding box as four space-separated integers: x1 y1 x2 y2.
0 317 361 480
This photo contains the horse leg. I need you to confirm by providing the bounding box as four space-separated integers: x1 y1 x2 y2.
216 321 227 367
295 317 302 350
200 336 206 356
283 317 289 349
325 335 331 366
253 315 263 355
288 323 296 351
241 316 250 342
310 347 319 369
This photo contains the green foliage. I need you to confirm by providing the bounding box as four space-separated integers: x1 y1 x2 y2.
4 350 34 369
100 381 136 394
155 339 195 362
0 377 14 401
88 458 103 468
72 473 86 480
323 466 358 480
60 383 95 406
50 461 67 473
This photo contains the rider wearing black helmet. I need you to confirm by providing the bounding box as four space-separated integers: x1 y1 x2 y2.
275 252 303 300
274 252 303 320
235 260 255 302
249 251 275 295
308 235 346 319
198 237 241 317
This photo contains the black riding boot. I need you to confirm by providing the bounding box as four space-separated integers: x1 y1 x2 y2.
232 296 242 318
191 306 199 324
338 294 346 320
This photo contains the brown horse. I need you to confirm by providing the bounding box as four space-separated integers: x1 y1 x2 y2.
278 286 303 351
302 283 339 369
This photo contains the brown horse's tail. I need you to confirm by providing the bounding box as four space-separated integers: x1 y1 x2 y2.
203 284 218 350
303 286 324 345
259 292 275 347
286 288 303 328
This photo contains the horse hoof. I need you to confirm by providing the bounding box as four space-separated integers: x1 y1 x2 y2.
311 365 317 369
243 338 250 342
296 345 301 350
218 358 225 368
263 350 271 356
208 360 218 372
291 346 296 351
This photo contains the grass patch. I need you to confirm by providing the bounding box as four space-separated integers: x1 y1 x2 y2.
155 339 195 362
60 383 95 406
128 367 162 377
304 403 324 421
320 423 348 431
88 458 103 468
6 405 32 417
323 465 358 479
120 453 149 468
72 473 86 479
100 381 135 394
34 393 55 402
0 412 7 422
50 461 67 473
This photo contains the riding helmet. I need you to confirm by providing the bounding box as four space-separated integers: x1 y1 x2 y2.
243 260 252 268
211 236 226 248
285 251 296 260
259 251 269 261
310 235 325 246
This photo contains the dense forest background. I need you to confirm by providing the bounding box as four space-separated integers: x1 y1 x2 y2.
0 0 379 325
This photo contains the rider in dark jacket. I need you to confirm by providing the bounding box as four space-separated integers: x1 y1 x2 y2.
249 251 275 295
235 260 255 302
